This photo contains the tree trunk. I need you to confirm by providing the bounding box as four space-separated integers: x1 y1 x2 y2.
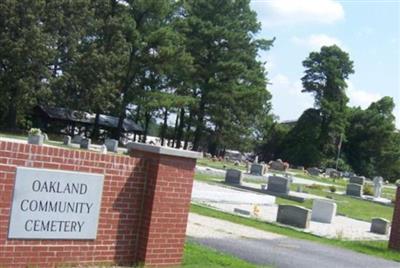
184 109 194 150
142 112 151 143
91 111 101 140
114 108 126 140
6 87 19 130
160 109 168 146
175 108 185 148
171 111 180 147
192 100 206 151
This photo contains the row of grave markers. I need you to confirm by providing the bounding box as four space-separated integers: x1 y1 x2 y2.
224 168 391 235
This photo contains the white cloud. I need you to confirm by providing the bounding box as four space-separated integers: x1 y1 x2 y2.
347 81 382 109
269 74 314 120
252 0 344 27
292 34 345 51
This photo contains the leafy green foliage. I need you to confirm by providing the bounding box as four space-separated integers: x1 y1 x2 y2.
344 97 400 181
280 108 323 166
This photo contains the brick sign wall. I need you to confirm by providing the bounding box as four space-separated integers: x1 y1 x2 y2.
389 185 400 251
0 140 198 267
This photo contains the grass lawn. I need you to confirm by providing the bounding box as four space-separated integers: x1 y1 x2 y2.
183 241 268 268
190 204 400 263
197 157 247 171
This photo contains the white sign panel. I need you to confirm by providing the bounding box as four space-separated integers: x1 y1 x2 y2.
8 167 104 239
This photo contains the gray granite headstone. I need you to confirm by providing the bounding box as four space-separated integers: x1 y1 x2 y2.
225 169 242 184
277 205 311 229
72 135 83 144
267 176 291 194
250 163 264 176
349 176 365 185
370 218 390 235
234 208 251 216
307 167 320 176
105 138 119 152
63 135 71 146
80 138 91 149
346 183 363 197
269 160 287 171
330 170 341 178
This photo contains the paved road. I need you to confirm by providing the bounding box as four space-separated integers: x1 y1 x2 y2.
187 214 399 268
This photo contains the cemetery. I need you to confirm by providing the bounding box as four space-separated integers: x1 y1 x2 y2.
191 158 399 243
1 1 400 267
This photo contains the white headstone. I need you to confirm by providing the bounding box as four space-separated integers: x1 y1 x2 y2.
311 199 337 223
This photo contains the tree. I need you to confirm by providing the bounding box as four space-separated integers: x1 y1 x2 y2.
111 0 192 140
302 45 354 159
0 1 52 129
280 109 323 167
183 0 273 152
344 97 400 181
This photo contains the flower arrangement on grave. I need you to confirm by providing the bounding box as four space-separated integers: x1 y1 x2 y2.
27 128 44 145
28 128 42 136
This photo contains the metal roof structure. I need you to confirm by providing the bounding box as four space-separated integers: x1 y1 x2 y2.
35 106 143 133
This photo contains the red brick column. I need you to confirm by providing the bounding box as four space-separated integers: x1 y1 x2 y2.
0 140 201 267
389 183 400 250
129 145 197 267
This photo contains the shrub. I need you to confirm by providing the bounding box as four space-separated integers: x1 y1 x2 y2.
363 183 374 196
329 185 336 193
28 128 41 136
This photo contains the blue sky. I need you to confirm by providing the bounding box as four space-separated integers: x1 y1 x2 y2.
250 0 400 128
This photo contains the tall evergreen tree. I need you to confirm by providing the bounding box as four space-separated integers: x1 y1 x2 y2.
301 45 354 160
183 0 273 152
0 0 52 129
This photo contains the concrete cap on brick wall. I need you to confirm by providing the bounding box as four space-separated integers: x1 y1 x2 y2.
127 142 203 159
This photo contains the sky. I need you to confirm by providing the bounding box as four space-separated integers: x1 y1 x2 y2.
250 0 400 128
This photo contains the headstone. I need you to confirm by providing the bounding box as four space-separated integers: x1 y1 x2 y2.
277 205 311 229
100 144 108 154
307 167 320 176
296 185 303 193
370 218 390 235
250 163 264 176
267 176 291 194
72 135 83 144
80 138 91 149
325 168 336 177
349 176 365 185
373 176 384 198
225 169 242 184
43 133 49 142
27 135 44 146
234 208 251 216
311 199 337 223
63 135 71 146
346 183 363 197
330 170 341 178
105 138 119 152
269 159 287 172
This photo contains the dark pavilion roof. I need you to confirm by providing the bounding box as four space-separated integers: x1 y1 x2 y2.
35 106 143 133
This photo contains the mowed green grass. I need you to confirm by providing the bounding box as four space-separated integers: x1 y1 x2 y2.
197 157 247 171
183 241 269 268
278 184 395 222
190 204 400 263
